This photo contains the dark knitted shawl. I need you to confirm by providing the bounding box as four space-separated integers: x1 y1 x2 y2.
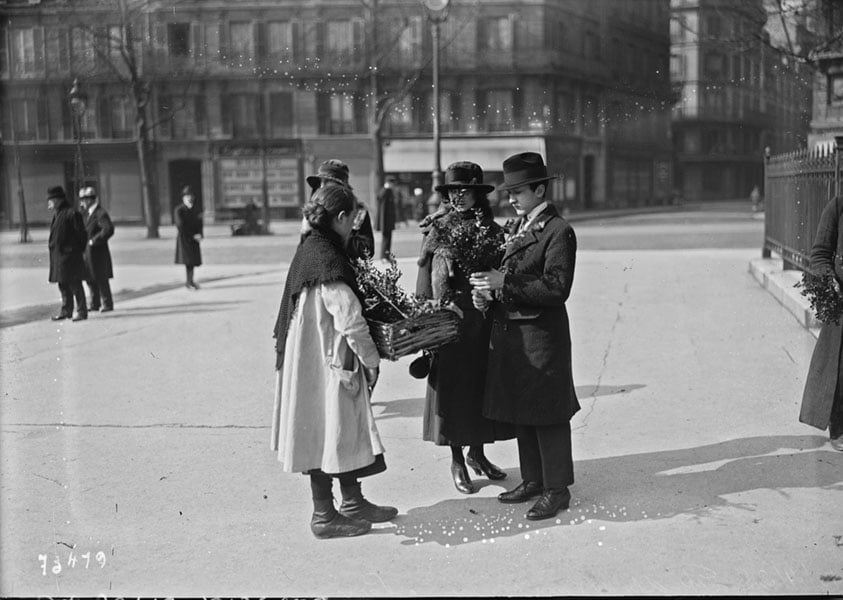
273 227 362 369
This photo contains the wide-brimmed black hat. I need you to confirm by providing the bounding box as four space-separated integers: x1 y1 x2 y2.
307 159 352 191
498 152 556 191
47 186 67 201
434 161 495 194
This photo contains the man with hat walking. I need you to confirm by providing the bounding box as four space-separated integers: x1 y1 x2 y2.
375 176 398 259
46 185 88 321
305 159 374 260
78 186 115 312
470 151 580 521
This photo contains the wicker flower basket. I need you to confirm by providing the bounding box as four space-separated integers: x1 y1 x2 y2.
365 307 461 361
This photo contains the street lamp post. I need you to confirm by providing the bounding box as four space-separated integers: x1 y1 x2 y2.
69 78 88 205
422 0 450 202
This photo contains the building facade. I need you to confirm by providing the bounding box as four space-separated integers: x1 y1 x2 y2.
1 0 674 226
808 0 843 149
670 0 813 203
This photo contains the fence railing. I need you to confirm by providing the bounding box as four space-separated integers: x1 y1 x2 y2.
763 135 843 271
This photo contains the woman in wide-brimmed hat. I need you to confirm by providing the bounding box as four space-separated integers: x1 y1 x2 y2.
416 161 515 495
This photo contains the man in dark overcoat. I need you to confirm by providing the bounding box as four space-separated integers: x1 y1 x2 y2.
799 195 843 451
470 152 580 520
375 176 397 259
174 185 203 290
47 185 89 321
78 186 115 312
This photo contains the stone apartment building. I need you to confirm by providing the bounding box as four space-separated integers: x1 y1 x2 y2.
1 0 674 225
670 0 814 203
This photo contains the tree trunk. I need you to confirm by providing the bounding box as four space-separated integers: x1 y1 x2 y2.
136 112 160 239
12 126 30 243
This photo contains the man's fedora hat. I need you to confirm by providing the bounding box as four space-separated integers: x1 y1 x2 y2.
307 159 352 191
434 161 495 194
47 185 67 201
498 152 556 192
79 186 97 199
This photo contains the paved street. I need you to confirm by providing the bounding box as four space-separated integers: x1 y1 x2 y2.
1 207 841 596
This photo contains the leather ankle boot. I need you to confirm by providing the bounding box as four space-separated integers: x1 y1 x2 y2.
339 483 398 522
451 461 476 494
310 497 371 539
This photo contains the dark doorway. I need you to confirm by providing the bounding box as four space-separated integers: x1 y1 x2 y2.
583 155 595 210
169 160 203 221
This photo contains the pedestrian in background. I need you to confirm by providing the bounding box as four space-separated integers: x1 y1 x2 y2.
78 186 115 313
174 186 203 290
46 185 88 321
470 152 580 521
271 185 397 539
800 195 843 452
416 161 514 494
375 176 397 259
305 159 374 260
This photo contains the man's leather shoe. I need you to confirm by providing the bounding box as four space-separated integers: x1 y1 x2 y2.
526 488 571 521
100 305 113 313
71 312 87 321
831 435 843 452
51 313 71 321
451 461 476 494
88 305 100 312
498 480 543 504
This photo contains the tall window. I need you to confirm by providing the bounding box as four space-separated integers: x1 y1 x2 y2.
10 28 44 75
267 21 295 62
485 89 513 131
110 95 133 138
703 51 725 80
325 20 354 63
397 17 422 64
478 17 512 52
230 93 259 137
0 27 7 76
387 97 414 134
71 27 96 71
11 98 41 140
330 94 355 134
229 22 254 62
46 28 70 74
557 92 576 130
168 23 191 57
204 22 220 62
269 92 293 137
583 95 599 135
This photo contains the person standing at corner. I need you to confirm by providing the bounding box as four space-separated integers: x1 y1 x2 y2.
305 159 374 261
174 186 203 290
416 161 515 495
799 195 843 452
78 186 115 313
47 185 88 322
469 152 580 521
375 176 397 259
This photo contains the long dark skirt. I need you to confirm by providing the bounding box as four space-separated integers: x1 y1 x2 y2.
800 320 843 430
422 309 515 445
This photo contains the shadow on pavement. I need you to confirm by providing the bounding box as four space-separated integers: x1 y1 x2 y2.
372 396 425 420
391 435 841 547
112 300 242 317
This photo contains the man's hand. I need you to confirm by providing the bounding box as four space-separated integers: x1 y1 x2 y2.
471 289 491 312
469 269 505 292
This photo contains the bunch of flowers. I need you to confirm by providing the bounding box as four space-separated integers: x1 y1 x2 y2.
795 270 843 325
354 253 434 322
431 209 505 275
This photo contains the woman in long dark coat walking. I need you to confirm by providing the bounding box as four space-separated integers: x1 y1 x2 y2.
174 186 203 290
800 195 843 451
417 162 515 494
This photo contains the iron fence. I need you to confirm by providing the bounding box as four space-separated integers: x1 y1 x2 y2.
763 135 843 271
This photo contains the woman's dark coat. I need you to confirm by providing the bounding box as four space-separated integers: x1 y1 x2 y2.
483 205 580 426
419 212 515 445
800 196 843 430
84 204 114 281
48 199 88 284
174 203 203 267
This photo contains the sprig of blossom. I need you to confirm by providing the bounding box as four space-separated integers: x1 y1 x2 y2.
432 209 504 275
354 253 436 322
795 270 843 325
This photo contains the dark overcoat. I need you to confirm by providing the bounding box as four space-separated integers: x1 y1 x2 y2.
375 187 396 233
419 213 515 445
84 204 115 281
174 203 203 266
48 200 88 284
800 196 843 430
483 205 581 426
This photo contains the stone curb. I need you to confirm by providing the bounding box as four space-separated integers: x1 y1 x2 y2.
748 258 820 338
